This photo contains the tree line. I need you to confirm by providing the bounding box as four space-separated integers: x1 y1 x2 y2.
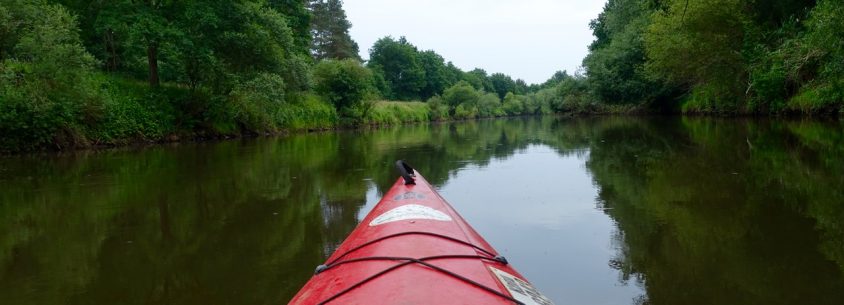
577 0 843 114
2 0 842 151
0 0 549 151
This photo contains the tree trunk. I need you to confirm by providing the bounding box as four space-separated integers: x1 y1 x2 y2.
148 43 160 87
105 29 118 71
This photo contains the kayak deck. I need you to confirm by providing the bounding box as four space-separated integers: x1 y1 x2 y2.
289 163 553 305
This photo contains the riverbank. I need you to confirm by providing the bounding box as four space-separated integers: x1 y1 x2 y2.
0 76 548 154
2 80 837 155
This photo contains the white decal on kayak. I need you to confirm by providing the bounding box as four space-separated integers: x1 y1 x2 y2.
489 267 554 305
368 204 452 226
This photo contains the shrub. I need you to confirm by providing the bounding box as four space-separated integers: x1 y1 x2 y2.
426 96 450 121
522 94 541 115
787 85 842 114
313 59 373 119
90 76 178 143
477 93 503 117
0 0 104 150
441 81 480 116
502 92 524 115
453 104 478 119
681 83 740 114
229 73 287 132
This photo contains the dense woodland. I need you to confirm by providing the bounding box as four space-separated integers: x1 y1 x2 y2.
583 0 843 114
0 0 842 151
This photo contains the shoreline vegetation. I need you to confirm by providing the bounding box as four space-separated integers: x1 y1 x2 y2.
1 0 842 153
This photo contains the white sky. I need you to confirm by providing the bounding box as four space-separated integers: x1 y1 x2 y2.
344 0 608 85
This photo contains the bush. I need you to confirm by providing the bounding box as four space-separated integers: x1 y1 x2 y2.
313 59 373 119
453 104 478 119
806 0 844 82
530 89 556 114
229 73 287 132
90 76 178 143
787 85 842 114
0 0 104 151
523 94 541 115
502 92 524 115
441 81 480 116
426 96 450 121
748 57 789 113
477 93 503 117
681 83 740 114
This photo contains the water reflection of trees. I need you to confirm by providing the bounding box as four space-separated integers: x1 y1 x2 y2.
0 117 576 304
0 117 842 304
586 118 844 305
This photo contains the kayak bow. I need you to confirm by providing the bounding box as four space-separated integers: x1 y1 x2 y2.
289 161 553 305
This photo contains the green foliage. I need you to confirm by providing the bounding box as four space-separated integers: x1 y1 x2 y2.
229 73 287 132
90 76 178 142
453 104 479 119
583 0 666 106
788 84 842 114
798 0 844 111
681 83 741 113
13 0 844 152
366 101 430 125
478 93 504 117
0 0 102 150
745 20 807 113
308 0 360 60
313 59 373 119
426 96 450 121
463 68 494 91
441 81 481 117
535 70 571 91
571 0 844 114
740 0 840 113
646 0 748 99
417 50 452 100
2 0 549 151
206 1 303 89
555 76 594 112
522 94 542 115
364 36 508 103
527 88 557 114
62 0 310 92
502 92 525 115
269 0 313 55
489 73 517 99
277 94 337 130
367 36 426 100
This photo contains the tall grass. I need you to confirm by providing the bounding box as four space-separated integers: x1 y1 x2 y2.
279 94 338 130
365 101 430 125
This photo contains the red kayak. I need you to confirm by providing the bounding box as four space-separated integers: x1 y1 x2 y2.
289 161 554 305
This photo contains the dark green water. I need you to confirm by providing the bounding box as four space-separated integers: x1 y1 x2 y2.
1 117 843 305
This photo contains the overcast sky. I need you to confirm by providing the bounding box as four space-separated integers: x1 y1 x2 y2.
344 0 607 85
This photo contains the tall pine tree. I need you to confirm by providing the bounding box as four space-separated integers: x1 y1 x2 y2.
308 0 360 60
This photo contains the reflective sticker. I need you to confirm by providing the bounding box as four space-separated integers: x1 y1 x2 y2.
368 204 452 226
489 267 554 305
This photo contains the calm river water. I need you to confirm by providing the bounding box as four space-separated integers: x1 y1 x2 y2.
1 117 843 305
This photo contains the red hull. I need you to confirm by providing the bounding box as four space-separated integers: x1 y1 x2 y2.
289 169 553 305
